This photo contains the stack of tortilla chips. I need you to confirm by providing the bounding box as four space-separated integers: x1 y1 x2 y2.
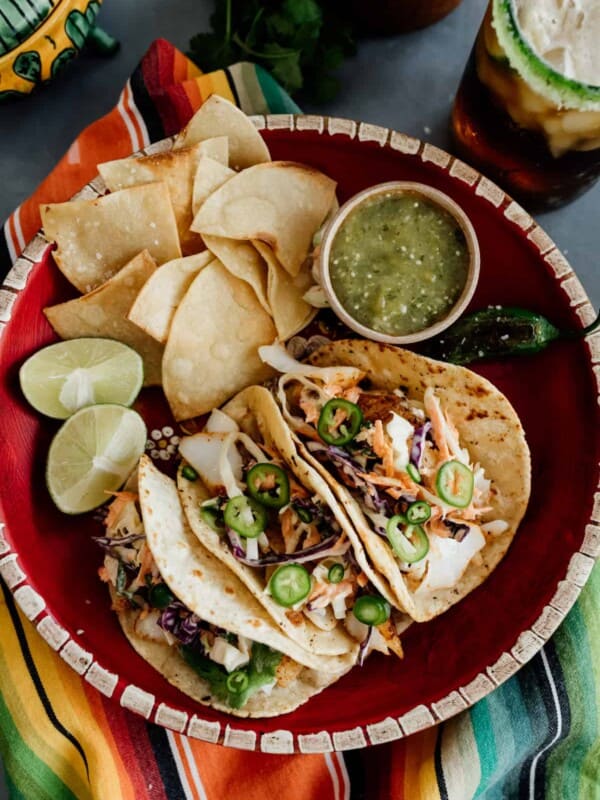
41 95 337 421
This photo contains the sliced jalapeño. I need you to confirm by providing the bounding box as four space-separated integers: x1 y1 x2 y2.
246 462 290 509
327 563 345 584
224 495 267 538
353 595 390 626
405 500 431 524
269 564 311 607
406 463 422 483
317 398 363 446
386 516 429 563
436 460 474 508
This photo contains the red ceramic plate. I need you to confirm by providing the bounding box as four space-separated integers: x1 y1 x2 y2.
1 115 599 754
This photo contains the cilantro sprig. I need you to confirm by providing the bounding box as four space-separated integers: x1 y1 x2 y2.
188 0 357 103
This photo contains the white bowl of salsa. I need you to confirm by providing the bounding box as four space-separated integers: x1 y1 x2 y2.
319 181 480 344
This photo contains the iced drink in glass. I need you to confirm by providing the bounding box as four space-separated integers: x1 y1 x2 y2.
452 0 600 211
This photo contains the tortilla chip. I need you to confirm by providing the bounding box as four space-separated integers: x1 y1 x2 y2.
41 184 181 293
127 251 214 343
99 142 226 255
191 161 336 276
174 94 270 169
192 156 235 215
202 235 270 315
162 260 276 420
253 240 316 340
44 251 163 386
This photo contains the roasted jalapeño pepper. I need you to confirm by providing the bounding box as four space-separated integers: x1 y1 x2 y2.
317 398 363 446
423 306 600 365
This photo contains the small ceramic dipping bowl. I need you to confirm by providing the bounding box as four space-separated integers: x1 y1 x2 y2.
319 181 480 345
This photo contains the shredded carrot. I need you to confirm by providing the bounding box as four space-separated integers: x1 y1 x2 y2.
357 572 369 588
424 390 450 462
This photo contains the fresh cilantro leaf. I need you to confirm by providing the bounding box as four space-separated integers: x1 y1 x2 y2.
187 0 357 103
265 44 303 93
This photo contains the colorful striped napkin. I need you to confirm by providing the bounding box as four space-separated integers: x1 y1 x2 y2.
1 39 599 800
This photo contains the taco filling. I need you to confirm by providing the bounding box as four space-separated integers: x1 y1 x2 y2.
260 342 530 621
178 404 404 661
97 488 303 711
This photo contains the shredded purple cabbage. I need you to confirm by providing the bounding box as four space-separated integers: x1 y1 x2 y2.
92 533 146 552
410 421 432 468
158 600 205 647
227 529 246 560
444 520 470 542
307 442 396 517
228 532 349 567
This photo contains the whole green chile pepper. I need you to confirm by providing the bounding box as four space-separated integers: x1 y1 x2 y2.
423 306 600 365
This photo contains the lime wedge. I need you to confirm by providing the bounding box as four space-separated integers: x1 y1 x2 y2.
46 404 147 514
19 338 144 419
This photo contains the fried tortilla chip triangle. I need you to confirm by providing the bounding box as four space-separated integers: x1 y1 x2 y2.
162 260 276 420
191 161 337 276
173 94 270 169
253 240 316 340
99 140 227 256
41 183 181 293
44 251 164 386
128 251 214 344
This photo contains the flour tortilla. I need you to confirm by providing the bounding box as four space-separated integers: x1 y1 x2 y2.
293 340 531 622
174 94 270 170
162 261 276 421
191 162 336 276
118 456 351 718
44 251 164 386
178 386 395 655
41 183 181 292
127 252 214 343
99 141 227 255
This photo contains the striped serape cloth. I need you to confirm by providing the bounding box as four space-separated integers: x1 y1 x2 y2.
1 38 599 800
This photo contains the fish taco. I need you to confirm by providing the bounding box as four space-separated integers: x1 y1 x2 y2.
260 340 531 622
177 385 406 663
98 456 355 718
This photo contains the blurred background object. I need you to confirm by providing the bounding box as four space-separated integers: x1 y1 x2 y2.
350 0 463 34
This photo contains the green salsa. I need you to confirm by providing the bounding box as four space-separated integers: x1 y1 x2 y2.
329 192 470 336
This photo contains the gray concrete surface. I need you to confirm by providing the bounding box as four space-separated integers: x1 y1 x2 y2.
0 0 597 796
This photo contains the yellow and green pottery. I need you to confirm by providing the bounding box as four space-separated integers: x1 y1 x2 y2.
0 0 116 100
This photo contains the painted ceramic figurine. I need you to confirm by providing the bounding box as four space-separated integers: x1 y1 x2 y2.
0 0 117 100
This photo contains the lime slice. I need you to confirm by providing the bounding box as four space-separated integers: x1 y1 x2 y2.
19 338 144 419
46 404 147 514
493 0 600 111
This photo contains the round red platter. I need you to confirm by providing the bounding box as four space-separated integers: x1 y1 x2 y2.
0 115 599 754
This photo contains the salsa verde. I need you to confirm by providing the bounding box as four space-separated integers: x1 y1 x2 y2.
329 192 470 336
